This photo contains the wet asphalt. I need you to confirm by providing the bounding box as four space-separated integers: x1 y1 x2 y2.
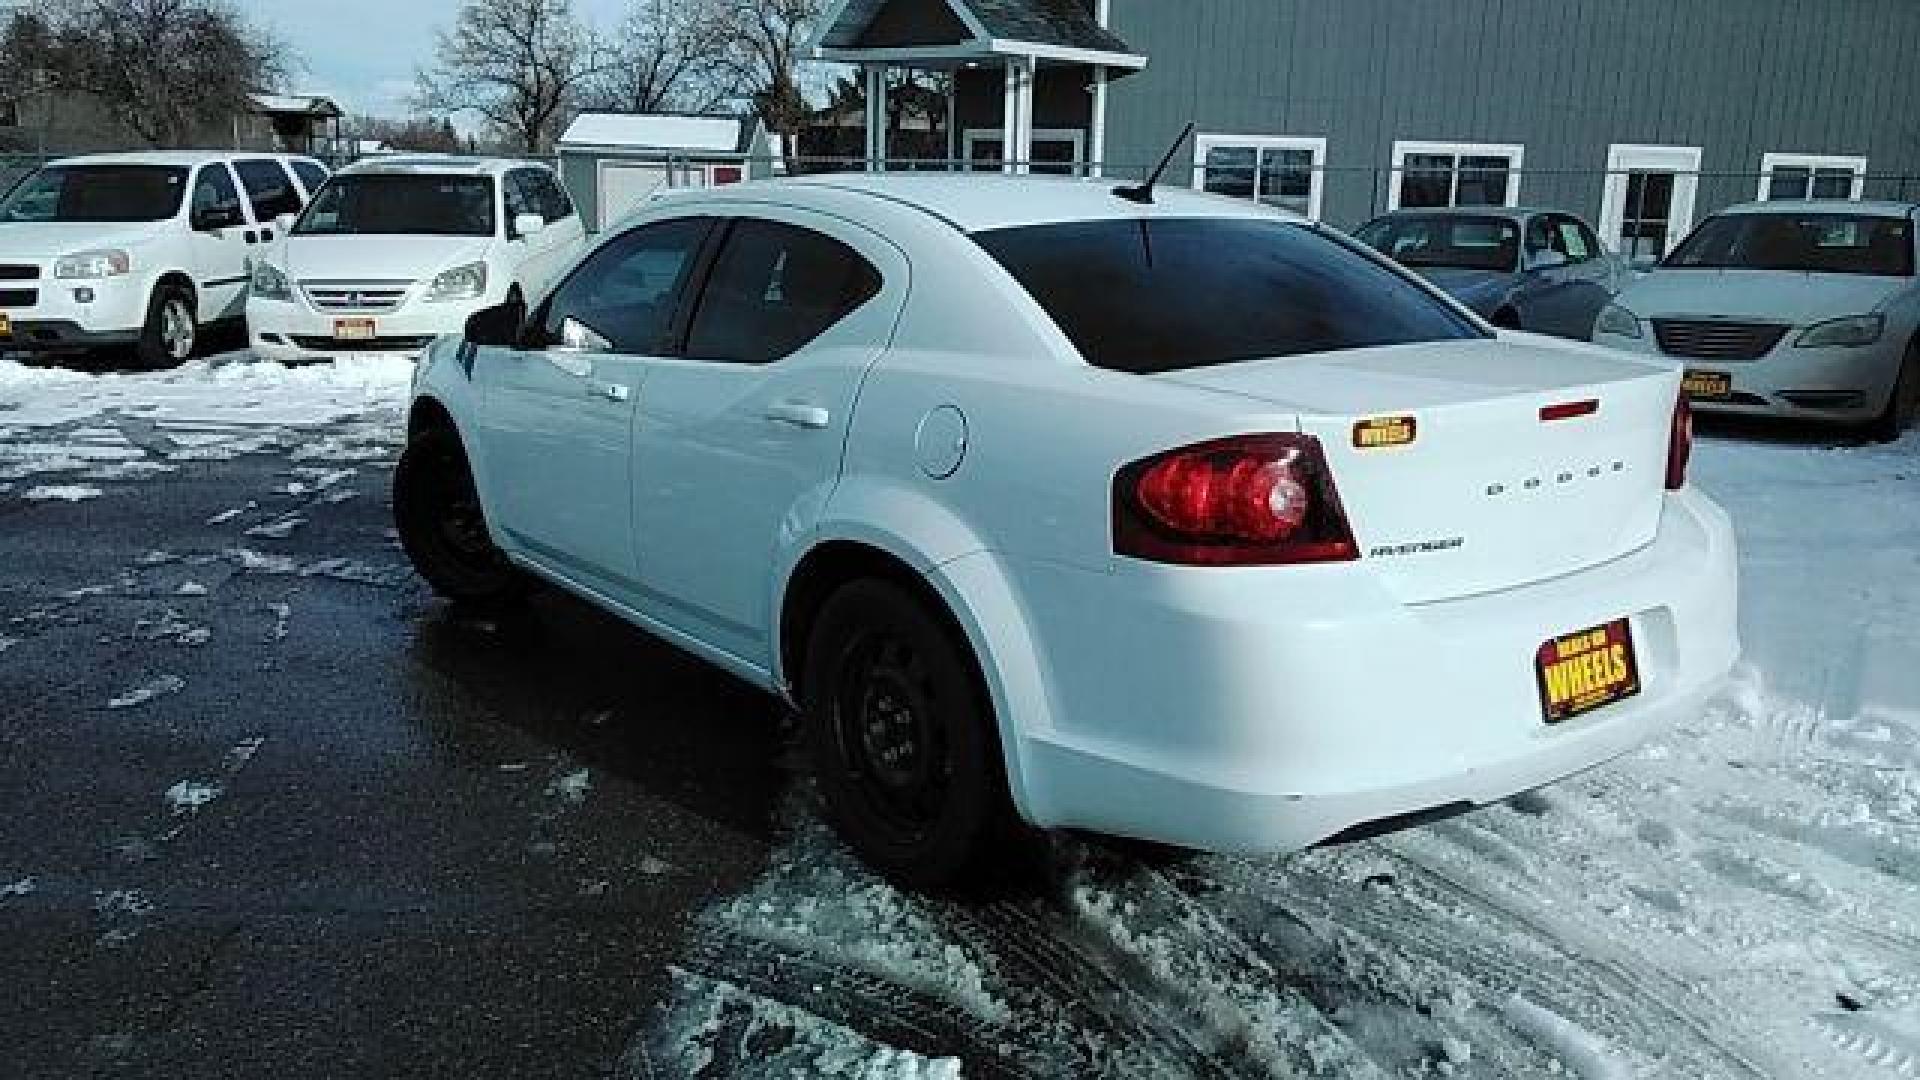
0 440 786 1078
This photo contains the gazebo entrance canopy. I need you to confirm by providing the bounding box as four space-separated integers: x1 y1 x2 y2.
808 0 1146 174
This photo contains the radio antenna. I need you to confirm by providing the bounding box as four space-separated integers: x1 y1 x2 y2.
1114 122 1195 205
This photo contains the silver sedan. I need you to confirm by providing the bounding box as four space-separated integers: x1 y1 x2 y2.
1593 200 1920 439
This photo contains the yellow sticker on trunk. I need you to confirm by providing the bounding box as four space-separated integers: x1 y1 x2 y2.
1353 415 1416 449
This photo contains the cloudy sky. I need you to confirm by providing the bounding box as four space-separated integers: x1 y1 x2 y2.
253 0 634 121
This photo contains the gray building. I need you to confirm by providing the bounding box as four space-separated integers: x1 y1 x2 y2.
812 0 1920 259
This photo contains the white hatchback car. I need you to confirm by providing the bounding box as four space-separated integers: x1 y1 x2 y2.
396 174 1740 885
0 151 326 367
247 157 584 363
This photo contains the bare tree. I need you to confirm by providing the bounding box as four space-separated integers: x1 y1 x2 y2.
714 0 822 155
587 0 732 115
417 0 600 154
5 0 288 148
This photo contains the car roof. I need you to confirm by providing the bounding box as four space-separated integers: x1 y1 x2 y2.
660 173 1294 234
337 155 539 178
48 151 324 169
1717 199 1919 217
1363 206 1567 223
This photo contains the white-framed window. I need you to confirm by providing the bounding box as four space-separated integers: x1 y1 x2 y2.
1758 153 1867 201
1191 134 1328 220
1389 140 1524 210
962 128 1086 176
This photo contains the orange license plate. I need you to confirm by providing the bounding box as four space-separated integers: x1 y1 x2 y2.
333 317 376 341
0 311 11 339
1535 619 1640 724
1682 370 1731 399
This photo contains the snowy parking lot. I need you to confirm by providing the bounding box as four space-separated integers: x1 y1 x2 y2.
0 352 1916 1078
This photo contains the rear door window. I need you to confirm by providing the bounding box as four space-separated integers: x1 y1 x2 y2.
289 160 329 196
976 218 1484 374
682 219 882 365
233 159 302 219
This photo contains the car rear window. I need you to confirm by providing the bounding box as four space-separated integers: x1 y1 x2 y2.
974 218 1485 374
1666 213 1915 276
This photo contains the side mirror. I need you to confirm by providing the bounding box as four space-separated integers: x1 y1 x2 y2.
274 212 297 235
512 213 546 240
553 316 611 354
1529 249 1570 271
463 297 525 349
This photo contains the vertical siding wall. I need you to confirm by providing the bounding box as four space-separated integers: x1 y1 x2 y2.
1104 0 1920 226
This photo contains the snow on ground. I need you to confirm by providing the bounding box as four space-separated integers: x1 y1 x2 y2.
637 426 1920 1079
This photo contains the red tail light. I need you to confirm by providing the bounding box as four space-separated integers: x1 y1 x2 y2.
1666 393 1692 491
1114 434 1359 565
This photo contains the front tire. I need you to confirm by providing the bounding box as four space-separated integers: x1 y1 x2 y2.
135 282 196 369
801 579 1024 888
393 425 525 605
1870 342 1920 442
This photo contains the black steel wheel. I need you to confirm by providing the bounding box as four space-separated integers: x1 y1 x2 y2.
1871 341 1920 442
801 578 1024 887
393 424 525 605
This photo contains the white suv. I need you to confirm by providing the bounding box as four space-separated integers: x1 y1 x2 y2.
246 157 585 364
0 151 327 367
396 175 1739 886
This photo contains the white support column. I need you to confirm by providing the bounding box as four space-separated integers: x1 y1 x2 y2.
1089 67 1108 179
863 64 888 172
1001 56 1035 175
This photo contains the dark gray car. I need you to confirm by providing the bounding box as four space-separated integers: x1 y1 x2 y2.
1354 208 1627 339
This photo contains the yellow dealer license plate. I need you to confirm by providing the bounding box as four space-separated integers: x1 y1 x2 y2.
333 317 376 341
1535 619 1641 724
1682 370 1731 399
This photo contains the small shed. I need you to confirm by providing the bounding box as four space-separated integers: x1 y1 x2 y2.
558 112 773 231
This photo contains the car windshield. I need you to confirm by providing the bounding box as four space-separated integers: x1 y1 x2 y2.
1665 213 1914 276
1353 214 1521 273
974 217 1486 374
294 174 496 237
0 164 189 223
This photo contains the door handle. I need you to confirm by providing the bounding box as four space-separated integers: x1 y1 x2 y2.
587 380 630 402
763 400 830 429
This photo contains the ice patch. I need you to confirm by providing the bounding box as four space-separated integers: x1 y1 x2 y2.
22 484 102 502
1501 996 1633 1080
2 876 34 899
206 504 252 525
550 768 592 805
107 675 185 709
244 515 306 539
165 780 223 814
634 968 964 1079
176 581 208 596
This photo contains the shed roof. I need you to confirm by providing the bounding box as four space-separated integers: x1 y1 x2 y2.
559 113 757 155
247 93 343 119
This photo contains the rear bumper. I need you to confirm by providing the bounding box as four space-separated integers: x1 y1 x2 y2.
996 487 1740 852
1594 326 1902 421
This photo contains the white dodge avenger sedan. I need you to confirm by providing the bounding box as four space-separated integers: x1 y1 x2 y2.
247 156 583 364
395 174 1740 885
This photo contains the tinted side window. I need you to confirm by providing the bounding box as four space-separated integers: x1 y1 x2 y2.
976 218 1484 374
233 159 301 218
541 217 711 354
190 164 244 228
504 170 538 224
534 171 575 222
289 160 329 194
683 220 882 365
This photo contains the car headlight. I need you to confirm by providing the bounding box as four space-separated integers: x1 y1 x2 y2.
250 260 292 301
53 249 131 279
1795 314 1884 349
424 261 488 303
1595 303 1641 339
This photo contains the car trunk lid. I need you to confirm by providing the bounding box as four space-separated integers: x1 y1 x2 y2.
1156 338 1679 604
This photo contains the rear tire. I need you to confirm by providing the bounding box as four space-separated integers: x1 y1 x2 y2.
1870 343 1919 442
393 424 526 606
134 281 196 370
801 578 1027 888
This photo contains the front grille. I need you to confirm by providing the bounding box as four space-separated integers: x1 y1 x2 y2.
300 279 412 314
0 288 37 307
1652 319 1791 361
0 265 38 281
289 334 435 352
